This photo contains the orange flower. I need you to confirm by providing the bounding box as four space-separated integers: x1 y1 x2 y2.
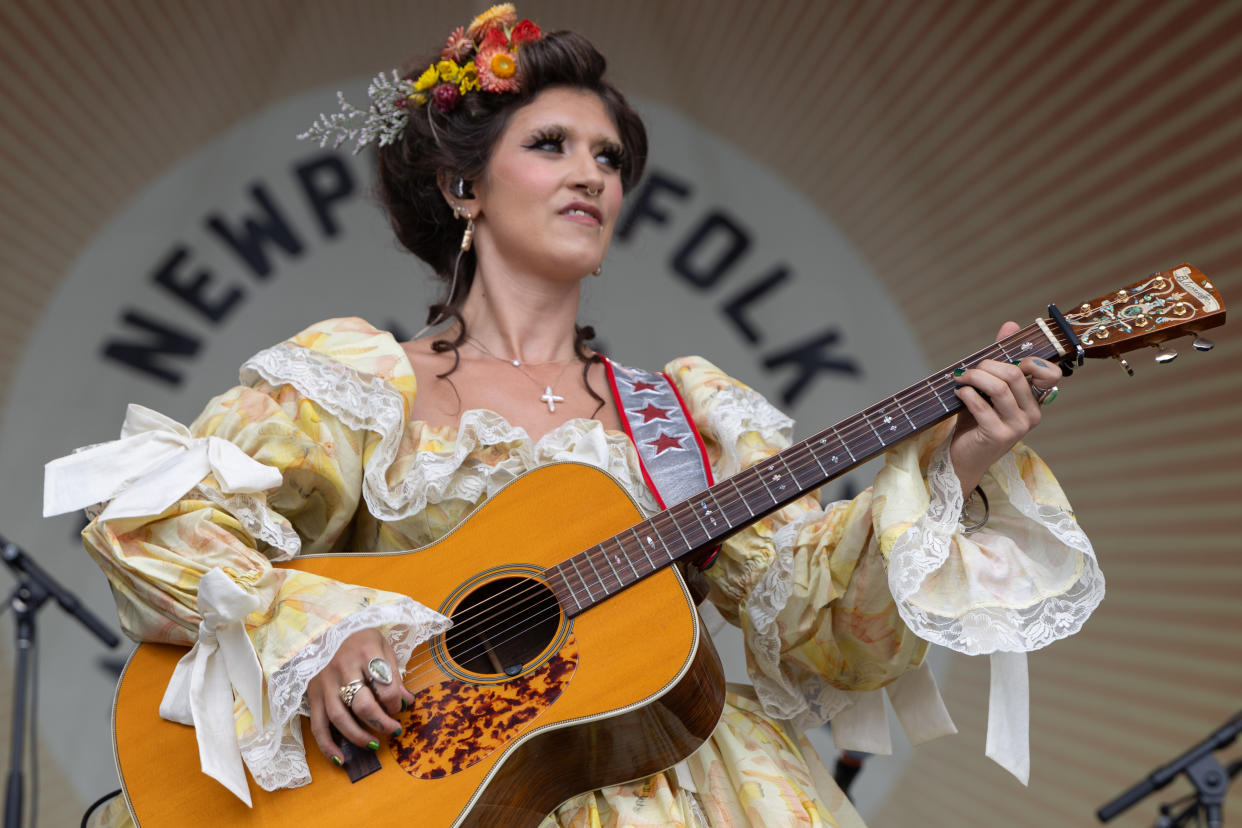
476 43 519 92
466 3 516 40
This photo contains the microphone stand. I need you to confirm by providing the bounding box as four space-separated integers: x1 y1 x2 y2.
1097 711 1242 828
2 534 120 828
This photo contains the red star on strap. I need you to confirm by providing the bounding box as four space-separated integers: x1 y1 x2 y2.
633 403 671 424
648 431 684 455
629 379 660 393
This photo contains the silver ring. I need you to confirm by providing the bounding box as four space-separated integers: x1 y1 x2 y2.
1032 384 1059 406
338 679 365 708
367 657 394 686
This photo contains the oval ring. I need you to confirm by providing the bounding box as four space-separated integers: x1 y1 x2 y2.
367 657 394 686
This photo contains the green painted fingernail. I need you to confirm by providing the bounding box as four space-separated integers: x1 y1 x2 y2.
367 740 379 751
953 383 962 389
391 727 403 738
1011 360 1022 365
331 755 343 767
953 368 965 376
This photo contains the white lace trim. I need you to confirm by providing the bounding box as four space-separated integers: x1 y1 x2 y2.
887 442 1104 656
239 598 451 792
744 512 855 731
241 342 659 523
194 485 301 562
698 382 795 478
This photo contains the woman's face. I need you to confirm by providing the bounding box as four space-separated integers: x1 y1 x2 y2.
471 87 626 281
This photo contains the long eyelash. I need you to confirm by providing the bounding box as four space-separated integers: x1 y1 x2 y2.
598 141 626 167
526 128 566 147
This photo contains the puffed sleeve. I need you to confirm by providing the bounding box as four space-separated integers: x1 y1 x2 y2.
665 356 1101 779
54 318 450 803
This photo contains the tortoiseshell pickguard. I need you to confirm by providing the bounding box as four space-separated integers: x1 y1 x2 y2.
392 637 579 779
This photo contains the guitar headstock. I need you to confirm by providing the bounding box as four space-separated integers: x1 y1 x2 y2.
1058 264 1226 361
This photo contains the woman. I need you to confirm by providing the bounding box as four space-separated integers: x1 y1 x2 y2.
60 6 1100 826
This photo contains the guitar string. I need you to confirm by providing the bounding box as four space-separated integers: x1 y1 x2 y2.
393 325 1064 682
394 326 1066 683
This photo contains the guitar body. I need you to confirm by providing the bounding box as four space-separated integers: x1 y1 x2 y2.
113 463 726 827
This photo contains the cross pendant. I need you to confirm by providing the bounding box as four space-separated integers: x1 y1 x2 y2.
541 386 565 412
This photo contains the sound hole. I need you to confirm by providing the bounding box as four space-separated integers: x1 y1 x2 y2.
444 576 561 677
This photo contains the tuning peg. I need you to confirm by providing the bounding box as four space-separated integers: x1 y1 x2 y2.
1114 356 1134 376
1153 344 1178 364
1192 335 1215 351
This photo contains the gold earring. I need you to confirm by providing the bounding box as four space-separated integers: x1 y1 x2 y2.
460 214 474 252
592 263 602 277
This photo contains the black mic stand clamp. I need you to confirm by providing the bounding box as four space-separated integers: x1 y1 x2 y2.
1097 710 1242 828
2 535 120 828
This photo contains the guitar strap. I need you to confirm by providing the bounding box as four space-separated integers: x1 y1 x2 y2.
603 358 719 569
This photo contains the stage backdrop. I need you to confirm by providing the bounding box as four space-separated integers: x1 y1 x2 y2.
1 1 1239 826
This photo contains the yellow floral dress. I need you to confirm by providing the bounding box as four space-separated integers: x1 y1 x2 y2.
74 317 1101 828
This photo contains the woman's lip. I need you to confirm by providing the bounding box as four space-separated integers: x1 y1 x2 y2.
560 201 602 224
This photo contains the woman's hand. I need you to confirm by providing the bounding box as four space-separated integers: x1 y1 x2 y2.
949 321 1063 495
306 628 414 766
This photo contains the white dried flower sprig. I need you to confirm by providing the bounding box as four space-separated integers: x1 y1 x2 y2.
298 71 417 154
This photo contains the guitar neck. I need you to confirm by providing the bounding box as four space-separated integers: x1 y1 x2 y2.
546 319 1074 617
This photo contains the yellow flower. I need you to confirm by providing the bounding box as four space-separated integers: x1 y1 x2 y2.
459 76 479 94
467 3 517 40
436 60 460 83
414 64 438 91
410 92 428 106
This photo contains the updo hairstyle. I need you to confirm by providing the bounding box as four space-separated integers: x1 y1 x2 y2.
376 31 648 335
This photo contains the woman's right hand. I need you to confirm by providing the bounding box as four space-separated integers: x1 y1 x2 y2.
306 628 414 765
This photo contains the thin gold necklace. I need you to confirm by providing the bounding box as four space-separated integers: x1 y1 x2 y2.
465 335 577 413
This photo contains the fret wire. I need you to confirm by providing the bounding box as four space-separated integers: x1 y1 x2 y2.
599 542 623 586
728 477 756 517
569 555 595 601
646 519 677 562
672 500 709 547
614 536 640 580
582 547 609 594
659 509 695 556
927 379 951 412
864 412 887 447
807 436 833 476
629 527 657 570
777 453 809 493
655 513 695 561
833 427 857 462
702 489 730 534
893 394 918 430
557 568 582 612
995 340 1014 362
753 464 781 504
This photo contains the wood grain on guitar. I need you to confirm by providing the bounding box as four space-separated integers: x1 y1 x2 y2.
111 264 1224 827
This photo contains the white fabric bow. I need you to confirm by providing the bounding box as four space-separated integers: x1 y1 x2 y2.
159 567 264 806
43 404 283 522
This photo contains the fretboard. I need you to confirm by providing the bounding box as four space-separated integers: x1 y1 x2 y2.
545 320 1070 617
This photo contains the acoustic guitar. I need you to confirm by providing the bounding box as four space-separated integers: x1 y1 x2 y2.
112 265 1225 826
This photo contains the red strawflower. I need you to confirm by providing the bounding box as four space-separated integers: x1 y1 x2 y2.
511 19 541 45
481 27 509 50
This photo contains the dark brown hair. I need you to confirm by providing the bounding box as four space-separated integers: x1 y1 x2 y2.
376 30 648 362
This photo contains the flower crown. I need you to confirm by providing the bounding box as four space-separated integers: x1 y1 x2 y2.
299 4 542 153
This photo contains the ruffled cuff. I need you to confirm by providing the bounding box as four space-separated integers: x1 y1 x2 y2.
880 437 1102 783
160 570 451 803
885 439 1103 655
243 597 451 793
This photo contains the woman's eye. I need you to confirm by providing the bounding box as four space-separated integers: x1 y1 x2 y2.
528 133 564 151
595 148 624 169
